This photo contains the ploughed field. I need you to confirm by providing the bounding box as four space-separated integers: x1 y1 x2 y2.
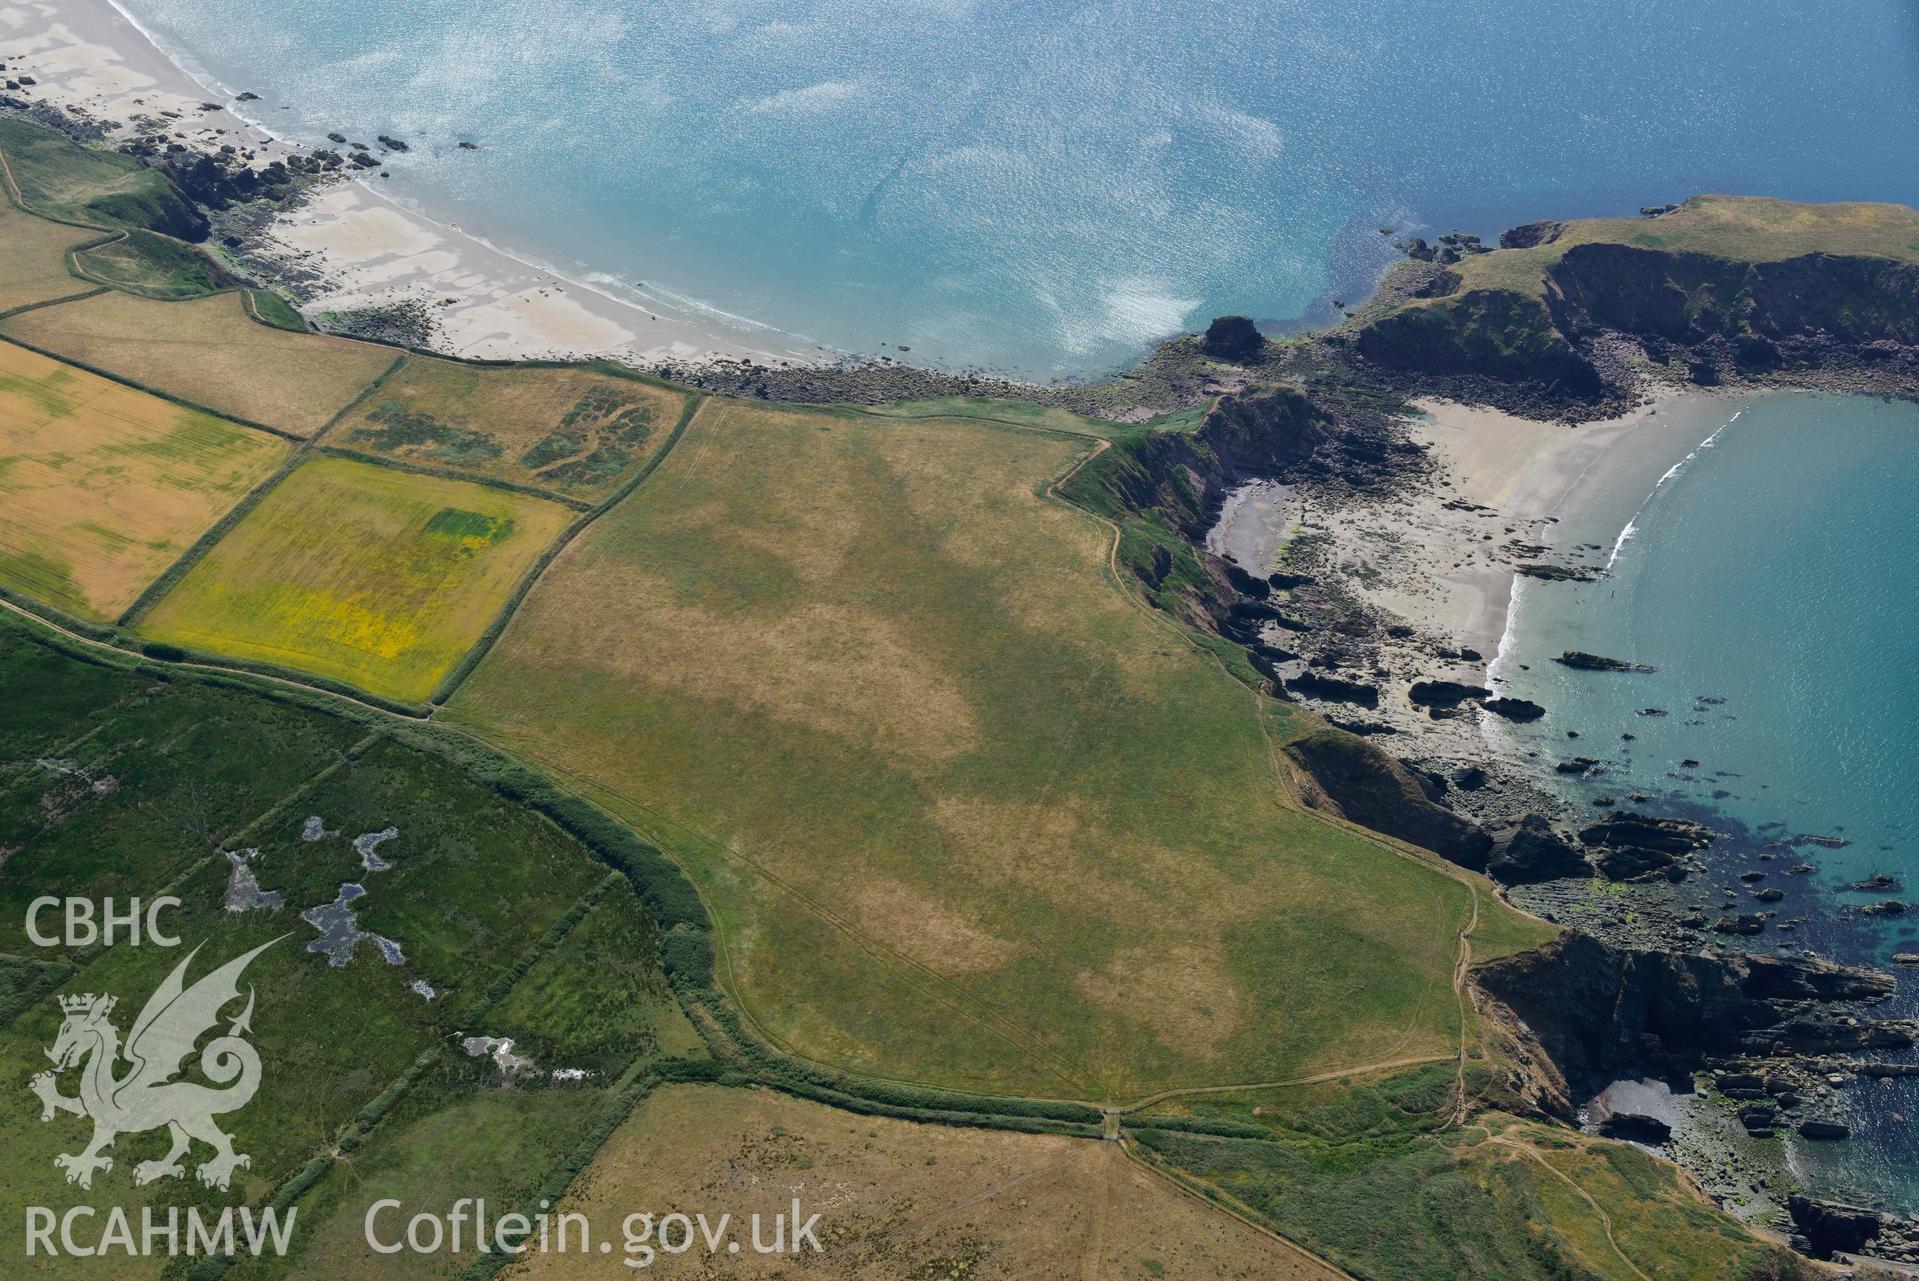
136 456 574 702
0 339 287 620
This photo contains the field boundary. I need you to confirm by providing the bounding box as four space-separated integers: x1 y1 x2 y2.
426 389 708 705
0 329 305 442
114 449 307 628
310 350 410 439
313 443 595 512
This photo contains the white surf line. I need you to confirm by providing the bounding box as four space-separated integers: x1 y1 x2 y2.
1485 404 1747 694
1604 408 1743 570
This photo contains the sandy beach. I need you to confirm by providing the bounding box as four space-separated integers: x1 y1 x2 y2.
0 0 822 368
1403 389 1765 662
1212 386 1766 748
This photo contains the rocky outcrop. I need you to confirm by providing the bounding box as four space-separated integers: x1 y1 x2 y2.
1202 314 1264 362
1286 672 1379 707
1499 220 1566 250
1407 679 1490 707
1555 651 1654 672
1284 727 1492 869
1788 1196 1880 1259
1474 932 1897 1096
1481 696 1546 722
1796 1119 1851 1141
1350 234 1919 415
1517 563 1600 582
1484 814 1589 884
1579 813 1715 880
1599 1112 1672 1143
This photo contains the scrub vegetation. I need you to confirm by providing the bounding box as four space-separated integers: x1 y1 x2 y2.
327 356 689 499
0 628 702 1280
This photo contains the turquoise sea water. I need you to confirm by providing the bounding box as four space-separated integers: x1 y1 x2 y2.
1495 394 1919 900
1495 394 1919 1208
115 0 1919 378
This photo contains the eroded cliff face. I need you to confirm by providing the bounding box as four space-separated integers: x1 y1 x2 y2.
1350 242 1919 412
1083 387 1330 538
1354 288 1606 400
1548 243 1919 346
1283 726 1493 868
1474 932 1901 1099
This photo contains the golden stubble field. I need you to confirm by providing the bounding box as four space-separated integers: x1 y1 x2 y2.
0 340 288 621
327 356 689 499
0 289 395 435
504 1084 1341 1281
0 198 97 314
139 455 574 700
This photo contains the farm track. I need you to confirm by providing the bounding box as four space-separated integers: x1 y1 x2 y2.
1485 1133 1655 1281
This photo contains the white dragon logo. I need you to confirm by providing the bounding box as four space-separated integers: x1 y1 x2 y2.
29 937 280 1191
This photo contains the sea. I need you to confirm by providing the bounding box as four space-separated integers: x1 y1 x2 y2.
1492 393 1919 1211
111 0 1919 380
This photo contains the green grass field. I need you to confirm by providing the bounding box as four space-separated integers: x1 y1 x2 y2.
0 118 203 238
70 229 229 299
449 399 1550 1099
326 357 690 499
0 338 289 621
0 627 693 1277
137 455 575 700
1445 195 1919 298
0 290 394 435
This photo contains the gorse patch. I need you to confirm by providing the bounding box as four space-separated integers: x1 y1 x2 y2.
350 401 504 467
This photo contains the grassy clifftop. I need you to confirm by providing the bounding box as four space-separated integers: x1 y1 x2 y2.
1451 196 1919 296
0 117 205 239
1355 195 1919 405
